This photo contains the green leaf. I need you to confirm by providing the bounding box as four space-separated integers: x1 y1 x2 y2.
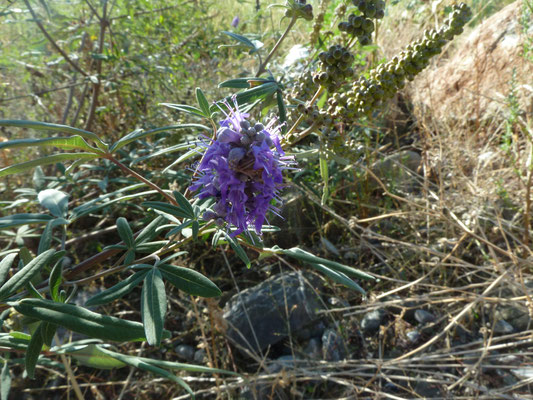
69 344 127 369
85 270 148 307
142 201 193 220
116 217 135 249
277 90 287 130
0 254 17 287
13 298 170 342
0 213 53 229
172 191 195 219
0 334 29 351
308 263 366 294
0 249 55 301
38 189 69 218
141 268 167 346
49 260 63 302
233 82 278 105
162 148 199 173
135 216 166 245
160 103 205 119
0 153 99 178
222 232 251 268
0 120 106 149
319 155 329 205
110 124 209 153
0 135 102 154
25 323 45 379
130 142 194 165
218 77 253 89
96 347 194 398
37 218 69 255
221 31 257 51
0 360 11 400
159 264 221 298
281 247 375 281
40 321 57 347
195 87 211 117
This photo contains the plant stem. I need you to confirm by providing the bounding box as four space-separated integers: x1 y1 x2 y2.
283 86 324 147
54 334 85 400
104 155 177 205
256 17 297 76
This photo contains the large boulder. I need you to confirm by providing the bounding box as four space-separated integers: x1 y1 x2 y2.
411 1 533 125
223 271 324 356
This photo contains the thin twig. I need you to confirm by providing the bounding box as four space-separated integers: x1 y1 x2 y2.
23 0 88 77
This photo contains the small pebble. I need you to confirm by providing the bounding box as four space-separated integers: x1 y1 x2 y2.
414 309 436 325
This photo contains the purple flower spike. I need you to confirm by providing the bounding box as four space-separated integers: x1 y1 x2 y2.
191 101 294 236
231 16 240 28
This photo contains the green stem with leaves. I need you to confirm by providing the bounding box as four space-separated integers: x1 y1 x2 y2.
104 154 177 205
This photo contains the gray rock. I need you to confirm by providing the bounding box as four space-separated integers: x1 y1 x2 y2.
175 344 195 362
322 329 347 361
406 330 421 344
414 309 436 325
494 304 531 332
223 272 324 355
493 319 515 335
303 337 322 360
269 355 297 373
193 349 206 364
361 309 387 335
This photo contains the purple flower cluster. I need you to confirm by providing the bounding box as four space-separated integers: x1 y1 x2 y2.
191 104 293 236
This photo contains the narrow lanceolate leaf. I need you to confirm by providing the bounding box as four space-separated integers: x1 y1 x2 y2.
25 323 45 379
36 219 68 257
195 87 211 117
69 344 127 369
96 347 195 399
0 360 11 400
0 214 53 229
0 153 99 178
109 124 209 153
0 120 106 148
172 191 195 218
221 31 257 51
38 189 69 218
309 263 366 294
85 270 148 307
13 298 170 342
142 201 193 219
116 217 135 249
159 264 221 298
0 254 17 287
0 249 55 301
282 247 375 281
141 268 167 346
49 260 63 302
276 90 287 129
222 232 251 268
0 135 102 154
160 103 205 119
319 155 329 205
135 216 166 245
40 322 57 347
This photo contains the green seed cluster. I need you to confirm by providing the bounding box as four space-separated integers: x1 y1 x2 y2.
327 3 472 122
285 0 314 21
296 103 333 128
290 71 316 101
339 0 385 46
313 45 355 92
